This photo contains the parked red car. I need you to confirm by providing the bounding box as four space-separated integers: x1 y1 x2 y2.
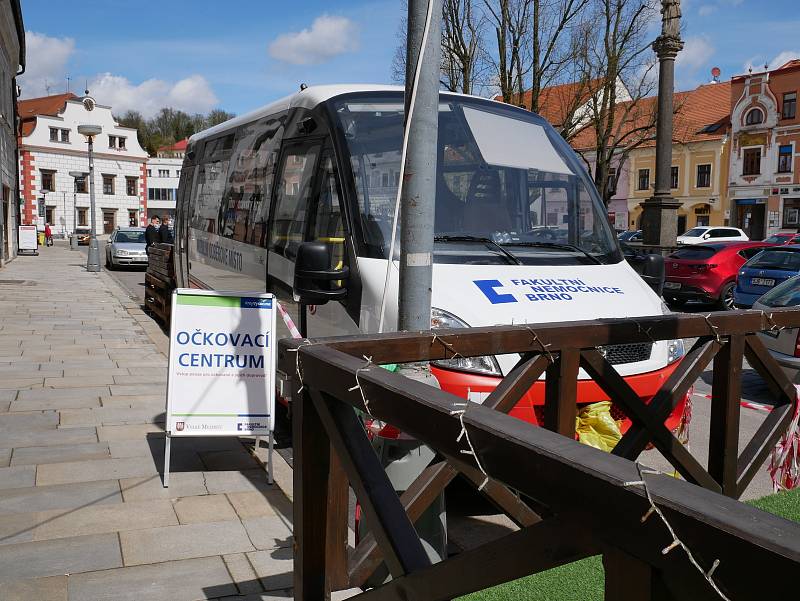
763 232 800 245
663 241 772 310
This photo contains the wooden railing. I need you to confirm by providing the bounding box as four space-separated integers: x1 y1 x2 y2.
280 308 800 600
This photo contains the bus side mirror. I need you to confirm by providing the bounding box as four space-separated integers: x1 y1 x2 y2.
640 253 665 296
293 241 349 305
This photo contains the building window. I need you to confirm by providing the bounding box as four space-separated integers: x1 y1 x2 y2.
77 208 88 227
745 108 764 125
158 169 169 177
146 169 152 177
637 168 650 191
128 209 138 227
73 174 87 193
49 128 58 142
60 129 69 143
783 92 797 120
102 174 115 195
147 187 177 201
696 164 711 188
126 176 138 196
108 135 116 148
670 166 679 189
41 170 55 192
176 169 181 177
743 148 761 176
783 198 800 227
118 137 126 149
779 145 794 173
607 167 617 195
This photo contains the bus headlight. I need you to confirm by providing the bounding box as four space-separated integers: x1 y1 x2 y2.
667 339 685 364
430 307 502 376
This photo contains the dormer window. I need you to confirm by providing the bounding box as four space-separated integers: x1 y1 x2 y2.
60 129 69 143
49 128 58 142
108 135 116 148
745 108 764 125
118 137 126 149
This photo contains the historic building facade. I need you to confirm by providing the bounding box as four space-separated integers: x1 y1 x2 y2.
728 60 800 240
18 93 148 236
0 0 23 265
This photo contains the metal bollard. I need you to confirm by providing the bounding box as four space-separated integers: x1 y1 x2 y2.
70 235 78 250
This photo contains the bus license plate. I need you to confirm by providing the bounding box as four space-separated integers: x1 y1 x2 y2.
751 277 775 286
663 281 681 290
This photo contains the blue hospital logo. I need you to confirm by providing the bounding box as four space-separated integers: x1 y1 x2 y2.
473 280 518 304
473 278 625 304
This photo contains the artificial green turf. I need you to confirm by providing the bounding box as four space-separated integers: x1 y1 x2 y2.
457 487 800 601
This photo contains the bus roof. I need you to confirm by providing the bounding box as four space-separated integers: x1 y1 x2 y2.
188 84 499 145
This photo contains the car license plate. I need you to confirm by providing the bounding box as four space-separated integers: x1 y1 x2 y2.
751 277 775 286
663 281 681 290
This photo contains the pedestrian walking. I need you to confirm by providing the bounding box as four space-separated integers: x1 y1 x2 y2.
159 214 174 244
44 223 53 246
145 215 160 256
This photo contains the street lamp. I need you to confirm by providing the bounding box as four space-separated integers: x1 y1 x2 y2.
68 170 85 250
77 123 102 272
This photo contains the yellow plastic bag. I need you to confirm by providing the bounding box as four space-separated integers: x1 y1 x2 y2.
575 401 622 452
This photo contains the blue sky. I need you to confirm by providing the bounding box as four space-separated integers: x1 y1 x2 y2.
17 0 800 118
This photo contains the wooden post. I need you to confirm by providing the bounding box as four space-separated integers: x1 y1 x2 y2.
326 451 350 591
293 388 331 600
709 334 744 495
544 350 580 436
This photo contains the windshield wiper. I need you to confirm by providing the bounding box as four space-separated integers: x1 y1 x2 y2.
501 241 603 265
434 235 522 265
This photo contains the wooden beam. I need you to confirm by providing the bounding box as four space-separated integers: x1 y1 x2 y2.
310 389 430 578
544 350 580 437
326 451 350 591
580 350 721 493
709 334 745 495
614 337 720 459
292 389 331 600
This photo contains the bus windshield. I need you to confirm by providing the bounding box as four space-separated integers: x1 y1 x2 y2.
332 94 620 264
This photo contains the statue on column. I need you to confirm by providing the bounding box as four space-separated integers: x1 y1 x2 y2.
661 0 681 39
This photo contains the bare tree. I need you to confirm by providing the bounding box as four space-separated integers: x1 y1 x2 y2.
441 0 487 94
483 0 532 102
528 0 591 112
576 0 659 206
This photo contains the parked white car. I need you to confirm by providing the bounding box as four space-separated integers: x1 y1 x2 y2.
676 226 748 245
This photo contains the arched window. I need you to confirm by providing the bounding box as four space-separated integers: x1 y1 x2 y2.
745 108 764 125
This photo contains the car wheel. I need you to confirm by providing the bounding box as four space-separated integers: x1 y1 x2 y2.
718 283 735 311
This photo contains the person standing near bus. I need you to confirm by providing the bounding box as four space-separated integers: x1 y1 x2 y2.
145 215 160 255
159 214 174 244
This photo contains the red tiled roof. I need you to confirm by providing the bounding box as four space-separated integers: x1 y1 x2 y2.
569 81 731 151
157 138 188 153
18 92 77 138
496 79 603 128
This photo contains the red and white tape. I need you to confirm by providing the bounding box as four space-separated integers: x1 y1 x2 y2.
276 301 302 339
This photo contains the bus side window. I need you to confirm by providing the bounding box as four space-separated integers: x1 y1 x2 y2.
269 144 320 260
309 153 346 271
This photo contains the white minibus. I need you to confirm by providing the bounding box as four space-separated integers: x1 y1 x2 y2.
173 84 687 430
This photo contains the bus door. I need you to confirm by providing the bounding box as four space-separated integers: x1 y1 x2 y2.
174 165 195 287
267 140 322 339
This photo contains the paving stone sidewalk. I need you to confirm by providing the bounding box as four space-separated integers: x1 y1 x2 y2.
0 245 298 601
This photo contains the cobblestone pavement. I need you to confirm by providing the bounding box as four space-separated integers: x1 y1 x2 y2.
0 243 307 601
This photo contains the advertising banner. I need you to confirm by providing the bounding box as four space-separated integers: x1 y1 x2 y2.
166 289 276 436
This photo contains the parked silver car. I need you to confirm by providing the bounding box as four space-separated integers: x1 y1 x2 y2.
753 274 800 383
105 227 148 269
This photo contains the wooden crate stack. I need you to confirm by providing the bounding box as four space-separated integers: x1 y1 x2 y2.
145 243 175 326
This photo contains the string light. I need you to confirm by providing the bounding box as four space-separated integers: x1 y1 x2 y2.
525 327 555 363
625 463 731 601
703 314 722 344
348 355 375 415
286 339 313 393
430 332 464 359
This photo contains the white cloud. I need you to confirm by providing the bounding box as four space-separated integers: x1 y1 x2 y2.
676 36 715 75
19 31 75 97
698 5 716 16
88 73 218 118
768 50 800 70
268 15 359 65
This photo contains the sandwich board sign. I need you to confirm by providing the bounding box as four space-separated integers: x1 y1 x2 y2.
163 288 276 486
18 225 38 255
